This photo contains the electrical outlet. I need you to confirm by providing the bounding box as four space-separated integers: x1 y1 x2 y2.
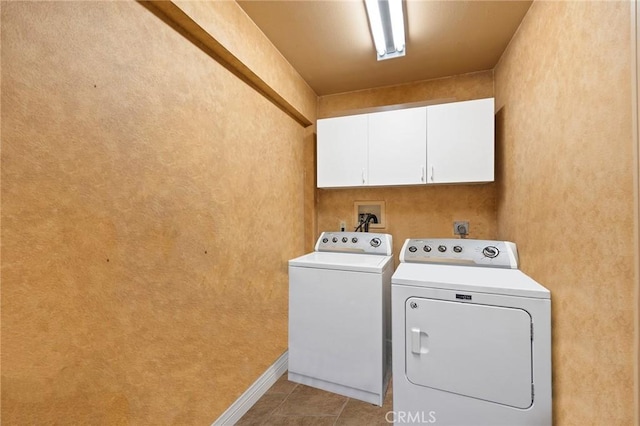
454 221 469 236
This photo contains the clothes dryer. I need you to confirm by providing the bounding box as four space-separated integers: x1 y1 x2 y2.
391 238 551 425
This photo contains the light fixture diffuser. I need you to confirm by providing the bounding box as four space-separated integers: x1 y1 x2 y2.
364 0 406 61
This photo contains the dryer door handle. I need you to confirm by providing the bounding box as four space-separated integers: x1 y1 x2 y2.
410 327 429 355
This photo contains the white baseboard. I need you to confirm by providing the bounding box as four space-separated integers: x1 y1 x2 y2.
212 350 288 426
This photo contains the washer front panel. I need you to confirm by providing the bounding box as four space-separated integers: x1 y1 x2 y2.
405 297 533 409
289 266 385 394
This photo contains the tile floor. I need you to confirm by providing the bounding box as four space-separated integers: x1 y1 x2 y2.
237 372 393 425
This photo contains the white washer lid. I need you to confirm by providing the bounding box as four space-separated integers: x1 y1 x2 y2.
392 262 550 299
289 251 392 273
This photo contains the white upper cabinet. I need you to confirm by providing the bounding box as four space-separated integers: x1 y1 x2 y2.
426 98 495 184
368 107 427 186
316 98 494 188
317 114 368 188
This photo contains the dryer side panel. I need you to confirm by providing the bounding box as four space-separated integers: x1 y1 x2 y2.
405 298 533 409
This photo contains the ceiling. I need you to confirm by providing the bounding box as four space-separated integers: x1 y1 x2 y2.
237 0 532 96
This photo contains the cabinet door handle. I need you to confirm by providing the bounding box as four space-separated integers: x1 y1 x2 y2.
429 165 434 182
361 168 365 184
421 166 425 182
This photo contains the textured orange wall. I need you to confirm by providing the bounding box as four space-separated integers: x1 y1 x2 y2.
1 2 307 423
318 71 494 119
316 185 497 263
635 2 640 423
316 71 498 258
303 127 318 253
495 2 636 424
170 0 317 123
636 3 640 422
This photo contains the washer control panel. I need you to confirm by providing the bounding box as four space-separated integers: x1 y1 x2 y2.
315 232 393 255
400 238 518 269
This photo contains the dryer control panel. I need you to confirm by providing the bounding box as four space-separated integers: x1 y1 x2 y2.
315 232 393 255
400 238 518 269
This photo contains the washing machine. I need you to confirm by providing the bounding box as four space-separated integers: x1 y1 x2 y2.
391 238 551 425
288 231 393 406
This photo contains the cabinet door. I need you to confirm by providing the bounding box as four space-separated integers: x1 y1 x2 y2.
368 107 427 186
317 115 368 188
426 98 494 184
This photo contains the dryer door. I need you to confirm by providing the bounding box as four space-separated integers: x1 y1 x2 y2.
405 297 533 409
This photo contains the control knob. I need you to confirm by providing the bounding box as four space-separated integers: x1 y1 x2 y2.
342 237 348 243
482 246 500 258
423 245 432 252
453 246 463 253
322 238 328 243
352 237 358 243
408 246 418 253
370 237 381 248
332 237 338 243
438 245 447 253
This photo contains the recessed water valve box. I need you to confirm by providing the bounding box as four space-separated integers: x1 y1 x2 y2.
354 201 386 230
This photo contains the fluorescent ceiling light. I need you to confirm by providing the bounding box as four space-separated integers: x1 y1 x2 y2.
364 0 406 61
